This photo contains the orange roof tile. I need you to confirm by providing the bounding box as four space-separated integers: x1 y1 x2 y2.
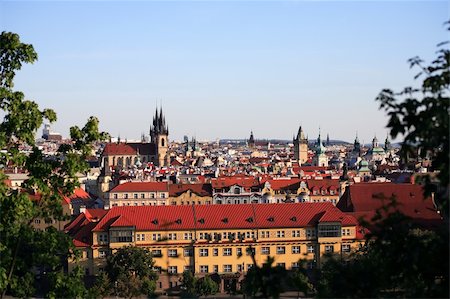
92 202 357 232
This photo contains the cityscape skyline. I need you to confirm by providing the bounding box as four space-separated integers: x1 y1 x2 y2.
1 1 447 143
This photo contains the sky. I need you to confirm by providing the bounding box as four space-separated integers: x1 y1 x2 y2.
1 0 448 143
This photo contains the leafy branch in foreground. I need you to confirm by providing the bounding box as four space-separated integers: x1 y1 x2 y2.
0 31 108 298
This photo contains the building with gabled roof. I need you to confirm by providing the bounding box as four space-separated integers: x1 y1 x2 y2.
105 181 170 208
67 202 364 292
100 107 170 173
337 182 442 229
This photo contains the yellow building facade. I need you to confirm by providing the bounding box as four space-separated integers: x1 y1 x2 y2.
68 203 362 291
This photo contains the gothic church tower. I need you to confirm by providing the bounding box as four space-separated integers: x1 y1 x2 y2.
150 107 169 167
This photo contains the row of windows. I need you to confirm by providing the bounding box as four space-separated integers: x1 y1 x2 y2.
34 219 55 224
100 228 352 244
178 201 212 205
112 192 168 200
168 261 316 275
111 202 166 207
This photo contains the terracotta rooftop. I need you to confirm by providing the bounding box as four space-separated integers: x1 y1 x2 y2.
337 182 442 228
92 202 357 232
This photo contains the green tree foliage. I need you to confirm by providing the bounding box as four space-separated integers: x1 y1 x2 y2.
105 246 158 298
180 270 198 298
86 271 111 299
241 256 287 299
317 208 449 298
0 31 108 297
318 23 449 298
289 261 314 298
195 275 219 298
376 22 449 218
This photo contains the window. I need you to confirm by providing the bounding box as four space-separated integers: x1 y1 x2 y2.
168 233 177 240
342 228 351 236
110 230 133 243
276 263 286 269
98 250 107 258
153 266 162 274
223 248 232 256
134 193 138 199
184 233 193 240
223 264 232 273
325 245 334 253
124 194 128 199
200 265 209 273
236 248 242 256
152 233 161 241
292 246 301 254
113 194 118 199
168 249 178 257
237 264 244 272
199 248 209 257
99 233 108 243
136 233 145 241
184 266 192 272
318 225 341 238
34 219 41 224
342 244 351 253
168 266 177 274
291 262 300 269
260 231 269 238
247 264 254 271
246 247 255 256
151 249 162 257
161 193 166 198
306 229 316 238
276 231 285 238
213 265 219 273
213 248 219 256
292 230 301 237
141 193 145 199
307 245 315 253
183 248 193 257
276 246 285 254
261 247 270 255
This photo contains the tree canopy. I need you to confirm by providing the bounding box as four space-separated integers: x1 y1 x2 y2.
104 246 158 298
317 21 449 298
0 31 108 298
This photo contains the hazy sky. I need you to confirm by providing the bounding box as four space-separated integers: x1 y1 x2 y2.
1 1 448 143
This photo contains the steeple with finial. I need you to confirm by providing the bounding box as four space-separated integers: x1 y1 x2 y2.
150 106 169 143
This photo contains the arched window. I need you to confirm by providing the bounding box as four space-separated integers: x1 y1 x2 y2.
161 138 165 147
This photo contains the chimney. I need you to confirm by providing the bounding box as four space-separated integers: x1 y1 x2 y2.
79 205 86 214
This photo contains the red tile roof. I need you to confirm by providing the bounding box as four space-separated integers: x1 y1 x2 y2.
66 209 108 247
66 188 91 204
110 182 169 192
169 183 213 197
306 179 340 195
92 202 357 232
102 143 137 156
211 175 260 189
260 178 301 191
337 182 442 227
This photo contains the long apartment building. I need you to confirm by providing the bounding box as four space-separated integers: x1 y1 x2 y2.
67 202 363 292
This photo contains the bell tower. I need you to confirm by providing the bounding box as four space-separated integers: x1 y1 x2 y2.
150 107 169 167
293 126 308 165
